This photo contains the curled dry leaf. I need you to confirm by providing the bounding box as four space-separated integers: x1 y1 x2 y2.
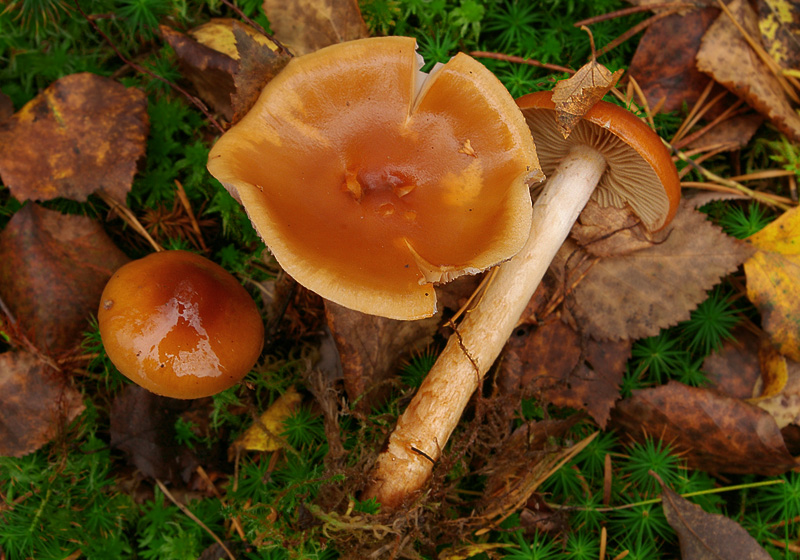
0 73 148 202
658 477 772 560
757 358 800 429
0 352 85 457
0 204 130 353
230 23 292 122
696 0 800 142
551 59 623 138
499 318 630 428
324 300 438 412
163 20 291 123
565 201 754 340
262 0 368 56
744 205 800 361
229 387 302 456
612 380 797 475
629 7 721 113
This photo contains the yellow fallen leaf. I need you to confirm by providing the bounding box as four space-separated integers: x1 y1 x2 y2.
750 338 789 401
745 205 800 361
230 386 302 455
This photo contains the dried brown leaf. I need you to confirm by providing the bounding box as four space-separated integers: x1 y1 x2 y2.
551 60 623 138
0 204 130 353
230 22 292 122
324 300 438 412
629 7 721 113
570 201 671 257
262 0 369 56
162 23 238 120
0 352 84 457
612 381 796 475
696 0 800 142
499 319 630 428
686 113 765 152
110 386 200 483
660 480 772 560
565 202 754 340
0 73 148 202
702 328 761 399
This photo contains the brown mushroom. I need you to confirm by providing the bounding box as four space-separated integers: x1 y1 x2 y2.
207 36 541 320
98 250 264 399
364 90 681 509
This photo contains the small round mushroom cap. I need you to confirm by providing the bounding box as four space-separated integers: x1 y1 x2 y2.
98 250 264 399
208 36 540 320
516 91 680 231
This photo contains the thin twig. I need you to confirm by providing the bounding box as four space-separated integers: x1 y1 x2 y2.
174 180 208 252
196 466 246 540
574 2 695 26
672 98 746 150
674 148 794 209
155 479 237 560
72 0 225 134
595 10 676 58
97 191 163 252
469 51 574 75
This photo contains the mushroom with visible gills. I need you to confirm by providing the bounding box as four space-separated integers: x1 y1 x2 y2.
98 250 264 399
207 36 541 320
363 90 681 509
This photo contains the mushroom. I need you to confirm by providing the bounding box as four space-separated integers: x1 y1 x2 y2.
363 90 681 509
207 36 541 320
98 250 264 399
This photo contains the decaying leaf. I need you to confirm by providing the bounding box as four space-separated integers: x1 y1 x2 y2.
744 205 800 361
499 319 630 428
612 381 797 475
0 73 148 202
437 543 509 560
0 204 130 353
229 386 302 455
565 202 754 340
757 358 800 429
703 328 762 399
230 22 292 121
262 0 369 56
551 59 623 138
110 386 199 483
570 201 670 258
162 22 238 120
757 0 800 70
629 7 721 113
324 301 438 412
0 352 85 457
696 0 800 142
659 478 772 560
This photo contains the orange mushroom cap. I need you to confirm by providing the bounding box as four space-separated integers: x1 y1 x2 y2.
516 90 680 231
208 36 541 320
98 250 264 399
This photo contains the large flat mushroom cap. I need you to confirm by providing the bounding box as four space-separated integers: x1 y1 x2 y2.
208 37 540 320
517 91 680 231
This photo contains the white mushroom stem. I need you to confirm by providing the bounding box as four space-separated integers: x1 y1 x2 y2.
363 144 608 509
